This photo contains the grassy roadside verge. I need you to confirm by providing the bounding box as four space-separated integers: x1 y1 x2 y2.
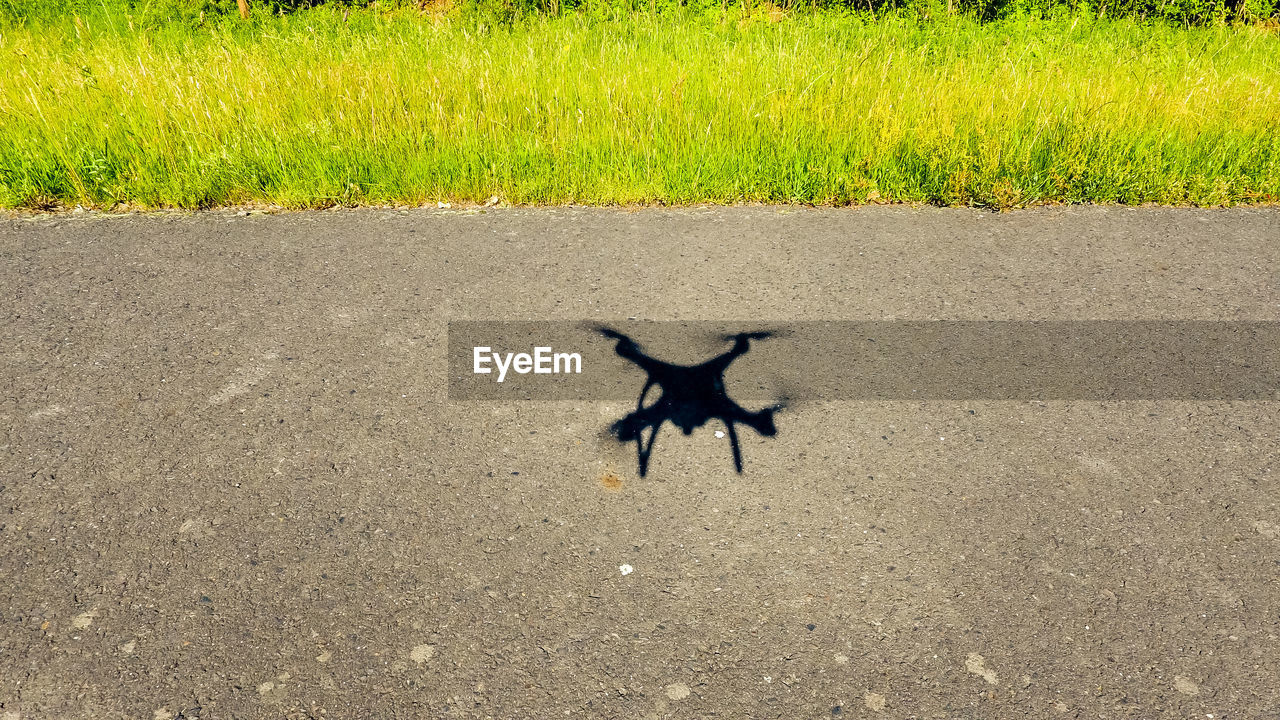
2 8 1278 209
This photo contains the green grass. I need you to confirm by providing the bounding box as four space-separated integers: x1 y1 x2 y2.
2 7 1278 209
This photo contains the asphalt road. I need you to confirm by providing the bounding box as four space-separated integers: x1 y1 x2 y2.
2 206 1279 720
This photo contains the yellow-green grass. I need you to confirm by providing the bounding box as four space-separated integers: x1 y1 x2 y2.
2 9 1278 209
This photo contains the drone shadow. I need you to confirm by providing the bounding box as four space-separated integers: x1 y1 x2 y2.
595 325 786 477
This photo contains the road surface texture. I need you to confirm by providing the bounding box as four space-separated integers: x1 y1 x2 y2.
2 206 1279 719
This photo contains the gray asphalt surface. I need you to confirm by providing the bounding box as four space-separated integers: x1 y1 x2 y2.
2 206 1279 719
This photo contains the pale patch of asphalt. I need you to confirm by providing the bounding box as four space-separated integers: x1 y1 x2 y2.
2 206 1279 718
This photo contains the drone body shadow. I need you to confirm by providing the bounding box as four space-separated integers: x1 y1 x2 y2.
595 326 786 477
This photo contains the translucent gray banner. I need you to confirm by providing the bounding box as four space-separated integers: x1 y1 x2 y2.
448 321 1279 401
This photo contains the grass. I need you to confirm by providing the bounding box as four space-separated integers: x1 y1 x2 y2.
1 7 1278 209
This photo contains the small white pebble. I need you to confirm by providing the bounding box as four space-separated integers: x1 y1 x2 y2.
409 644 435 664
714 430 725 438
619 564 634 576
